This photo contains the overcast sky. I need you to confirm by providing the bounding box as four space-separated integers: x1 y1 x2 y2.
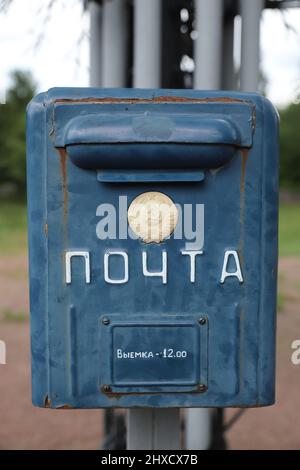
1 0 300 108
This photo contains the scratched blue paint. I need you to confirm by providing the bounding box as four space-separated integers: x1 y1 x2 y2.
26 88 279 408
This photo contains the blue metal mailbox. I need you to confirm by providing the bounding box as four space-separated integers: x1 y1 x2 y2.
26 88 279 408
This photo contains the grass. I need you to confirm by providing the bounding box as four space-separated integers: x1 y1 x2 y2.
0 308 28 323
279 204 300 257
0 200 27 255
0 200 299 256
277 292 285 313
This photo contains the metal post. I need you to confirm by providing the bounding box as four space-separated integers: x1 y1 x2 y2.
185 408 212 450
161 0 187 89
194 0 223 90
129 0 182 450
89 1 103 87
127 409 181 450
222 14 235 90
102 0 128 87
239 0 264 92
133 0 162 88
189 0 224 449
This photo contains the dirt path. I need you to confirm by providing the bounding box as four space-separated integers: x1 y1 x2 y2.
0 255 103 450
226 257 300 449
0 255 299 449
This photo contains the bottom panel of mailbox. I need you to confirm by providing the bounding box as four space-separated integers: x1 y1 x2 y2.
31 312 275 409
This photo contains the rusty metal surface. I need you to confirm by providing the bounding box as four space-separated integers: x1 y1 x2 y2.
26 89 279 409
54 95 252 105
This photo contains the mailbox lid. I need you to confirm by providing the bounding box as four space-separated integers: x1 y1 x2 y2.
54 90 254 171
27 88 279 409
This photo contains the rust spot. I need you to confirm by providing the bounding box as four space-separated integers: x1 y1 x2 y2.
56 404 73 409
44 222 48 237
44 395 51 408
239 149 249 265
240 149 249 195
55 96 252 106
102 387 203 399
239 310 245 395
56 147 69 248
251 105 257 130
58 148 68 222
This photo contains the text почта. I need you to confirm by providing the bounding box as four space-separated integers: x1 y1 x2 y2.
64 249 244 286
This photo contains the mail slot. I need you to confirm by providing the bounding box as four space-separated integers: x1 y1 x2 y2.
26 88 279 408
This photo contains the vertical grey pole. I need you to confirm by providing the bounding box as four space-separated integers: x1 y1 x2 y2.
133 0 162 88
189 0 223 449
89 1 103 87
127 409 181 450
222 15 236 90
194 0 223 90
185 408 212 450
240 0 264 92
102 0 127 87
128 0 180 449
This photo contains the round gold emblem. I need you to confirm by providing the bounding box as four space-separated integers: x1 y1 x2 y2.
128 191 178 243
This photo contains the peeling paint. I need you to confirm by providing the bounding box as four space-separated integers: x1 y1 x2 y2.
27 89 278 409
55 404 73 409
44 395 51 408
251 105 257 131
240 149 249 195
55 96 253 106
58 148 68 221
57 148 69 249
102 387 202 399
239 149 249 265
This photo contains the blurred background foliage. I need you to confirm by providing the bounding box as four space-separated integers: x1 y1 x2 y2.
280 102 300 188
0 70 36 198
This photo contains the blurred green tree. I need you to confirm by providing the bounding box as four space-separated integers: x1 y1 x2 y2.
0 70 37 198
280 103 300 188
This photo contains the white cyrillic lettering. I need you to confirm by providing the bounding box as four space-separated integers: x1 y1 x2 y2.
65 251 90 284
220 250 243 284
104 251 129 284
142 251 167 284
181 250 203 283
